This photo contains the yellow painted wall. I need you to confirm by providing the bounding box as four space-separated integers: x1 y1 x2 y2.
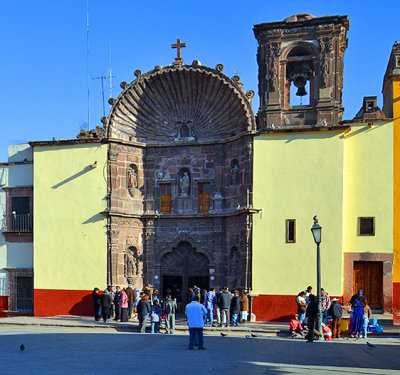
394 78 400 283
33 143 108 290
343 122 393 253
253 131 345 296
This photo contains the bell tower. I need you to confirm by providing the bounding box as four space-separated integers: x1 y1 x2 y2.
254 14 349 130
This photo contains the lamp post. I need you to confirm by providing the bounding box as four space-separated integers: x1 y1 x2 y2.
311 215 322 335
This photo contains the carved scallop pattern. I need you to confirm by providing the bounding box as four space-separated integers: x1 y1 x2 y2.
107 65 255 143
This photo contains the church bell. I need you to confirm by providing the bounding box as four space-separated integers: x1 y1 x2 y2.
289 62 312 97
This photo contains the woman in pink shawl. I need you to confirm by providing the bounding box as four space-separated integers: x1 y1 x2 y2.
120 288 129 322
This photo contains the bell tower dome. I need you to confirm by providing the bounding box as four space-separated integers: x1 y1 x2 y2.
254 14 349 130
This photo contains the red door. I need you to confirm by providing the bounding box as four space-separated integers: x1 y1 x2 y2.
353 262 383 309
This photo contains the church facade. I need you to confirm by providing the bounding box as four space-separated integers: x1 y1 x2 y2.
103 60 257 304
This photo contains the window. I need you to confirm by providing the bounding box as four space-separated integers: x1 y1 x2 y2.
16 277 33 312
160 184 172 213
358 217 375 236
286 219 296 243
198 182 211 213
11 196 30 215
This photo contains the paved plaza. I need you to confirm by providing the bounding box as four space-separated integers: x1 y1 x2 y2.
0 326 399 374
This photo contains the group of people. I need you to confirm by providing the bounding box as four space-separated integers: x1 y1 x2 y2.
292 285 372 341
92 284 178 334
188 286 249 327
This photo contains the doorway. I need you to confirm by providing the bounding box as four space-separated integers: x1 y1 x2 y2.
160 241 209 306
353 261 383 310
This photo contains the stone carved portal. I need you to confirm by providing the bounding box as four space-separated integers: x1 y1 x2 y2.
161 241 209 303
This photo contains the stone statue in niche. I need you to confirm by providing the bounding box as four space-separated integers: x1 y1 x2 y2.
229 248 241 288
179 172 190 197
127 165 139 197
128 168 138 189
230 163 239 185
124 247 139 278
180 123 190 138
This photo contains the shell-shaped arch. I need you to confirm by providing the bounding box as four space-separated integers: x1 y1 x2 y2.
106 64 256 143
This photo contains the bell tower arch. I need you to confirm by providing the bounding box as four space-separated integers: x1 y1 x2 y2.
254 14 349 130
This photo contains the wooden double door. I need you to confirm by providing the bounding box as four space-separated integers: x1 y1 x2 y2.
353 262 383 310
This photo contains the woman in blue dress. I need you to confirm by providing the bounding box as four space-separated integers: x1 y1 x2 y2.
351 299 364 338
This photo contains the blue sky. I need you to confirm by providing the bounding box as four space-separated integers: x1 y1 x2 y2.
0 1 399 161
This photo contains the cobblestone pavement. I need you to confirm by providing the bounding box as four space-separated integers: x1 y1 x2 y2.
0 326 399 374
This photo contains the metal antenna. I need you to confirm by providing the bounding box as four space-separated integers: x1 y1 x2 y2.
92 76 108 117
86 0 90 130
108 40 113 99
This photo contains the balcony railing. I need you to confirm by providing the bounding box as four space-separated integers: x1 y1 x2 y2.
4 214 33 232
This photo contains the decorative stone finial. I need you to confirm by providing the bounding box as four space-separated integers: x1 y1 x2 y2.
246 90 255 99
108 98 116 105
101 117 107 124
215 64 224 72
155 65 163 71
120 81 128 89
134 69 142 78
192 60 201 66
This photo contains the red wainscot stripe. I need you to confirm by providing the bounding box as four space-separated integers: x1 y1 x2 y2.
0 296 8 318
34 289 95 317
393 283 400 325
251 294 344 322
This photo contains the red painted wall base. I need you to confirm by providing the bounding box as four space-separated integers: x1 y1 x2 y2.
0 296 8 318
252 294 344 322
393 283 400 325
34 289 94 317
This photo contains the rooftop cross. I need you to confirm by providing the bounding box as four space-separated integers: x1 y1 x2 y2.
172 38 187 64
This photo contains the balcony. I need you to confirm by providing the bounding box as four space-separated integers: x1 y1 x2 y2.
2 214 33 242
5 214 33 232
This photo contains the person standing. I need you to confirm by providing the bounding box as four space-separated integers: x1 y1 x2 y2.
219 287 232 327
328 298 343 338
204 288 217 327
126 284 136 319
113 286 121 321
359 296 371 339
216 288 223 326
151 300 162 333
305 286 312 304
92 288 101 321
321 288 331 325
137 293 151 333
101 286 113 322
296 291 307 326
163 294 177 334
305 294 322 342
230 290 241 327
120 288 129 322
240 291 249 323
185 295 207 350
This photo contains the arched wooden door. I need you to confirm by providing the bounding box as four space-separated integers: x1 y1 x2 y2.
161 241 209 305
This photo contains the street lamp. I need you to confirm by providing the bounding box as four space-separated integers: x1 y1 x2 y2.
311 215 322 335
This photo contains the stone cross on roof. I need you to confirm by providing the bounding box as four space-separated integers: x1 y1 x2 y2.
172 38 187 64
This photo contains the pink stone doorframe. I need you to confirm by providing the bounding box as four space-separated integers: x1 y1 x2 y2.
343 252 394 312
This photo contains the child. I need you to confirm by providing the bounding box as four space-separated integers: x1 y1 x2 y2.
289 314 305 338
151 300 162 333
360 297 372 338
